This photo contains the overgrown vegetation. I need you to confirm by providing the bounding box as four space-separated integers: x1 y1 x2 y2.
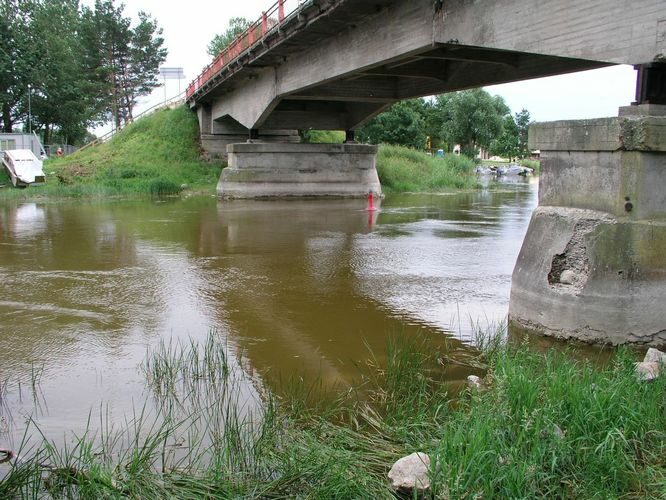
377 144 479 192
0 106 223 200
2 328 662 498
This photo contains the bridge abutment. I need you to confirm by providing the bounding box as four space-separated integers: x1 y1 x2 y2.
218 142 381 199
509 104 666 346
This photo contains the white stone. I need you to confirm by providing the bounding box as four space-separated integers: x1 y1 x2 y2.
559 269 577 285
467 375 483 389
388 452 431 494
644 348 666 364
634 362 660 381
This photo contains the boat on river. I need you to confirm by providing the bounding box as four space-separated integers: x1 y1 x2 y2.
1 149 46 187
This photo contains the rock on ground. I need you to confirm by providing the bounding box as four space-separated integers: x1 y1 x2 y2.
644 348 666 364
388 452 431 495
467 375 483 389
634 362 661 381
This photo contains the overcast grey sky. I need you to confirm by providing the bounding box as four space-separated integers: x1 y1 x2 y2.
87 0 638 122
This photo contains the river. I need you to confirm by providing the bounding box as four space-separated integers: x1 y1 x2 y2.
0 177 537 451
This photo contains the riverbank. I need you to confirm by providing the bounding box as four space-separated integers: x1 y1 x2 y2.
0 107 483 201
0 106 223 200
1 330 663 498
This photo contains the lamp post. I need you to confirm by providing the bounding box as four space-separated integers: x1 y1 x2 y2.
27 84 32 134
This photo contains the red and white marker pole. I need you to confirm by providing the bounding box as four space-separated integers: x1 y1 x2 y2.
366 191 377 211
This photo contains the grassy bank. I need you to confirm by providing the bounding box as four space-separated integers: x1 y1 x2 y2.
1 123 483 200
0 106 223 200
1 330 663 498
377 144 479 192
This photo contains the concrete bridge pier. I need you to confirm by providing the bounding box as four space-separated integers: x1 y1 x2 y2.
509 65 666 346
218 141 381 199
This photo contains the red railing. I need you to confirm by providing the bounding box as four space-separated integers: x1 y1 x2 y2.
186 0 310 100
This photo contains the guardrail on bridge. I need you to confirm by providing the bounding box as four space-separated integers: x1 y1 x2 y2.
186 0 314 100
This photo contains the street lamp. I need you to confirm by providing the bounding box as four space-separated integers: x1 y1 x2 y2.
27 84 32 134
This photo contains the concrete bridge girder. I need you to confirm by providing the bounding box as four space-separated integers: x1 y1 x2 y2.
196 0 665 133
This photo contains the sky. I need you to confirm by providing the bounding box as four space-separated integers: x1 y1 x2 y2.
82 0 638 123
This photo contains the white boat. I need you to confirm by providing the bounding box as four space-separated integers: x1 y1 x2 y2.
2 149 46 187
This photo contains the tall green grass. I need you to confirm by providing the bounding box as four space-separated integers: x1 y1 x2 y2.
377 144 479 192
1 329 664 498
0 106 223 201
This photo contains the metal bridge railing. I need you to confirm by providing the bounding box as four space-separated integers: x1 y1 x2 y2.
186 0 313 100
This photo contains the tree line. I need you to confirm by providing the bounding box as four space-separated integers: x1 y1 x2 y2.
357 89 531 159
0 0 167 145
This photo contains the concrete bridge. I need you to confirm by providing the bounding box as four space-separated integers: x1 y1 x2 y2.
188 0 666 347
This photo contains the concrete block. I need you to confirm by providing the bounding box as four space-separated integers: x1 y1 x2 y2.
509 206 666 347
528 119 621 152
218 142 380 198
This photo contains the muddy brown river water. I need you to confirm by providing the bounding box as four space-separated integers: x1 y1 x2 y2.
0 178 537 450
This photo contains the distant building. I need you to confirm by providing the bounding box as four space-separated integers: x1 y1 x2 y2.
0 133 45 158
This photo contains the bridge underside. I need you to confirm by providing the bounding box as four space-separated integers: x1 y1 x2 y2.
258 46 604 131
190 0 664 133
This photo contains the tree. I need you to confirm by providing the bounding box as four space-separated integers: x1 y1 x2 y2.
514 108 531 157
81 1 166 129
207 17 251 57
356 99 427 149
27 0 93 144
122 12 167 122
438 89 510 157
422 98 450 149
0 0 33 132
490 115 520 159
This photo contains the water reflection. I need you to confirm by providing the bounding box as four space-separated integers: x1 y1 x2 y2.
0 179 538 446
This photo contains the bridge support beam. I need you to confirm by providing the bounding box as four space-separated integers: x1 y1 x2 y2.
509 103 666 346
218 142 381 199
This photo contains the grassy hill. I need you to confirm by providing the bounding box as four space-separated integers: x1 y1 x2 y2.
0 105 223 200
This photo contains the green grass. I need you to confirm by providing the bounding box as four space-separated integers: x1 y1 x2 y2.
519 158 541 174
0 166 11 187
301 130 346 143
1 328 663 498
0 106 223 201
377 144 480 192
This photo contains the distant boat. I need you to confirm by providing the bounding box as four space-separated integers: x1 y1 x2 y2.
2 149 46 187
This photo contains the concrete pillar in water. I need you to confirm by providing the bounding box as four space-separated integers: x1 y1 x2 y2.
509 93 666 346
218 142 381 199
